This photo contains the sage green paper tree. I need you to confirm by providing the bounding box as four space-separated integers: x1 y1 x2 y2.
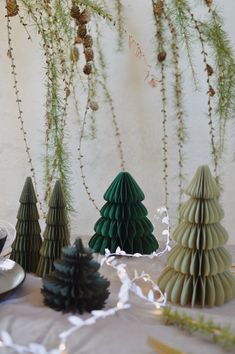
10 177 42 272
36 180 70 277
89 171 159 255
158 165 235 307
42 238 110 313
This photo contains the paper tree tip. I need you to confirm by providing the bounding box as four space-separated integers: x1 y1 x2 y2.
104 171 145 203
19 176 37 204
185 165 220 199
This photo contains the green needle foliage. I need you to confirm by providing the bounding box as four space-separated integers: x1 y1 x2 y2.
158 165 235 307
162 307 235 351
42 238 110 314
4 0 235 213
10 177 42 273
36 180 70 278
89 172 159 255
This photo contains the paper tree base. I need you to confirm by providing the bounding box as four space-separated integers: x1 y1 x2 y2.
158 267 235 307
89 233 158 254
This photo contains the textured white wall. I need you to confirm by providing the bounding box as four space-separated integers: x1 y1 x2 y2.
0 0 235 244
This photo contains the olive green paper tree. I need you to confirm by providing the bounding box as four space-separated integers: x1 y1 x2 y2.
10 177 42 272
42 238 110 314
158 165 235 307
89 171 159 255
36 180 70 278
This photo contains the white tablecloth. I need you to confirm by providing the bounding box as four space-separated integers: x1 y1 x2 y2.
0 245 235 354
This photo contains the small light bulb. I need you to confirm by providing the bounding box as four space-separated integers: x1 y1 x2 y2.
117 302 124 309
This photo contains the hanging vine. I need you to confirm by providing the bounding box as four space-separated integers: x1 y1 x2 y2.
2 0 235 217
152 0 169 208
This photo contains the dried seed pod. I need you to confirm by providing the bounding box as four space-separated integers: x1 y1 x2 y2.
6 0 19 17
70 47 79 63
205 0 213 7
206 64 214 76
89 101 99 111
78 9 91 24
65 88 71 97
70 5 80 20
77 25 87 38
154 0 164 17
209 85 215 97
84 48 94 62
83 63 92 75
158 51 167 62
83 35 93 48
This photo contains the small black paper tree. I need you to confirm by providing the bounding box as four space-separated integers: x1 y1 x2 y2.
36 180 70 277
158 165 235 307
89 171 159 255
42 238 110 313
10 177 42 272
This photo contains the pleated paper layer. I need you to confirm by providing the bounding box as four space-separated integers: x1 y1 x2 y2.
173 222 228 249
104 172 145 203
167 245 231 276
100 202 148 220
185 165 220 199
179 198 224 224
19 177 37 204
158 267 235 307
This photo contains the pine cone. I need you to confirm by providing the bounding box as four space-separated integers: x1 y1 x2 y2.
205 0 213 7
70 5 80 20
74 36 83 45
83 63 92 75
78 9 91 24
209 85 215 97
6 0 19 17
89 101 99 111
83 35 93 48
153 0 164 17
206 64 213 76
77 25 87 38
84 48 94 62
158 51 167 62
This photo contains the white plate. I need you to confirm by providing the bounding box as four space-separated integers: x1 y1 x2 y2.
0 258 25 300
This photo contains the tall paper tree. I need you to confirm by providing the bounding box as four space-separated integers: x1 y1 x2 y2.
89 172 158 255
36 180 70 277
158 165 235 307
10 177 42 272
42 238 110 314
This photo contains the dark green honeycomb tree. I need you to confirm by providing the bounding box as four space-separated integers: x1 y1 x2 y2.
42 238 110 313
10 177 42 272
158 165 235 307
89 172 159 255
36 180 70 277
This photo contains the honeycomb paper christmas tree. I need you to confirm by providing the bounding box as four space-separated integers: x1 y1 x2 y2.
89 171 159 255
10 177 42 272
158 165 235 307
36 180 70 277
42 238 110 313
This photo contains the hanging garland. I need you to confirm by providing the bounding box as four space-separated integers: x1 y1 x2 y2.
2 0 235 213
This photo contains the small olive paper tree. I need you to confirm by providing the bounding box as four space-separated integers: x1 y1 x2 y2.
42 238 110 314
36 180 70 277
158 165 235 307
89 171 159 255
10 177 42 272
